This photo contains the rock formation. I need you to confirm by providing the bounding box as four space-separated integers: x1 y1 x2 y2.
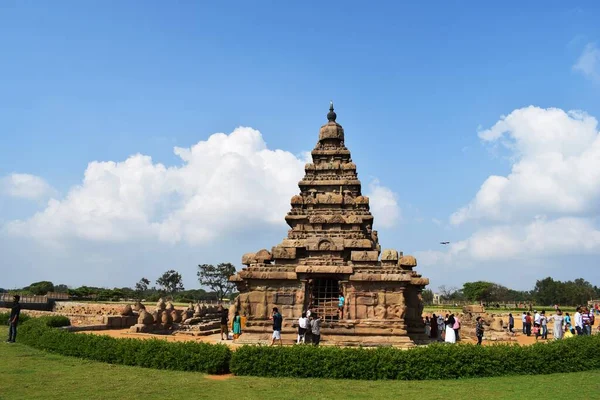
230 104 429 347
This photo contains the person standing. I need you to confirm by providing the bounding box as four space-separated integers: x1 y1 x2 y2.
525 312 532 336
574 307 584 335
232 311 242 340
444 314 456 344
297 312 309 344
453 315 461 341
550 309 563 340
540 311 548 340
564 312 572 327
475 316 484 345
310 313 321 346
582 307 592 335
508 313 514 333
521 312 527 334
7 295 21 343
424 316 431 336
338 292 345 319
219 305 229 340
437 314 445 341
270 307 283 346
430 313 438 339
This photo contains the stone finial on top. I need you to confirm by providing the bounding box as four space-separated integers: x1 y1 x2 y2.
327 101 337 122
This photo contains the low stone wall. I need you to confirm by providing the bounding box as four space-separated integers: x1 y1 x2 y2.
53 302 186 316
0 307 103 326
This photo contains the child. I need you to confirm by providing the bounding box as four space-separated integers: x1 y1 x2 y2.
563 324 574 338
532 324 540 340
475 316 484 345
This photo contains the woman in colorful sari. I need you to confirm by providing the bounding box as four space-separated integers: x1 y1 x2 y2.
232 311 242 339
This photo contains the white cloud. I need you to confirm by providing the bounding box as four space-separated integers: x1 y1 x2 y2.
1 173 56 200
419 217 600 266
573 42 600 83
451 106 600 225
419 106 600 278
4 127 399 246
367 179 401 228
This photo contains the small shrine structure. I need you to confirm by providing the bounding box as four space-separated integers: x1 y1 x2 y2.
229 104 429 346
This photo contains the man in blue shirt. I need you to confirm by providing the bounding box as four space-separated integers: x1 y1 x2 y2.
338 292 345 319
270 307 283 346
7 295 21 343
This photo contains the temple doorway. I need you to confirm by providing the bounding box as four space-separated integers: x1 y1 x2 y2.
309 278 340 322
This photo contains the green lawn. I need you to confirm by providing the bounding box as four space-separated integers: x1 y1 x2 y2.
1 328 600 400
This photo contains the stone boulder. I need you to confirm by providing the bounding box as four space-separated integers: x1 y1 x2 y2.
120 304 134 316
165 301 174 311
138 310 154 325
171 310 182 323
463 305 485 314
161 310 173 325
156 298 166 310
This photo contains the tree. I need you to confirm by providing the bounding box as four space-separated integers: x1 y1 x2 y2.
438 285 463 302
135 277 150 299
54 284 69 293
197 263 237 301
27 281 55 295
462 281 495 303
422 289 434 305
156 270 184 297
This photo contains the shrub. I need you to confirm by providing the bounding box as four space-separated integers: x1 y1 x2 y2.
19 317 230 374
230 336 600 380
0 311 31 325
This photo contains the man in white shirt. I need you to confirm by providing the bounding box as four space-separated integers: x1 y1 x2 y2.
534 310 541 326
297 312 309 344
574 307 583 335
521 312 527 334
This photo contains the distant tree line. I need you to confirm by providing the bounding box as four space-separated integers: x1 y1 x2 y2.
424 277 600 307
4 262 239 303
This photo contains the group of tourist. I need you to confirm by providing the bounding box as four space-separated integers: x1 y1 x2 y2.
520 306 596 340
295 308 322 346
218 304 242 341
269 306 323 346
422 304 598 346
425 313 461 343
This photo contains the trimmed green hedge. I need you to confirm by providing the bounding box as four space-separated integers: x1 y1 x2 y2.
0 311 31 325
16 316 600 380
230 336 600 380
19 317 231 374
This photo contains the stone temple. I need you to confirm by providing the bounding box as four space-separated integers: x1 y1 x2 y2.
229 104 429 347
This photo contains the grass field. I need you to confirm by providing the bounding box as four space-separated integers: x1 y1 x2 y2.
2 328 600 400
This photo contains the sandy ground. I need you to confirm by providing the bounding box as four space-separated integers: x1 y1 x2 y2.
78 325 563 347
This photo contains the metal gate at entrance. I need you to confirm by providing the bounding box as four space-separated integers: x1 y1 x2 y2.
309 278 340 322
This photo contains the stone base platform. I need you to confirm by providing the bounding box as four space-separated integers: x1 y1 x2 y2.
235 319 424 348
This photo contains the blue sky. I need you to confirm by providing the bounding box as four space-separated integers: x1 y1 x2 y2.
1 2 600 291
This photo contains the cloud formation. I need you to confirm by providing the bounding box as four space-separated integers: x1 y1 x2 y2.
4 127 400 247
421 106 600 271
573 42 600 83
1 173 56 200
451 106 600 225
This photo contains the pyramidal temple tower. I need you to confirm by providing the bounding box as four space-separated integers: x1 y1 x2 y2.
230 104 429 346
